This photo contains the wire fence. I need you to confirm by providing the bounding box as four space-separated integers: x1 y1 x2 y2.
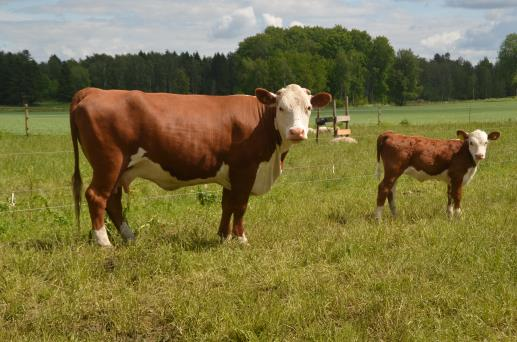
1 154 516 215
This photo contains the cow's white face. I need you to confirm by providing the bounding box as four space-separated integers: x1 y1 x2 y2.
457 129 500 162
256 84 331 143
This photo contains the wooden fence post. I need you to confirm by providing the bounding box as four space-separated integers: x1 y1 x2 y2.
377 105 381 126
332 99 337 137
24 102 29 136
316 108 320 143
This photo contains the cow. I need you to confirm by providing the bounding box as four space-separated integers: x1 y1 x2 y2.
70 84 331 247
375 129 500 220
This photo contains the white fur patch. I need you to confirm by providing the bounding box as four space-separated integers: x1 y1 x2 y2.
237 233 248 244
251 144 285 195
121 148 231 191
93 226 112 247
404 166 449 183
462 166 477 186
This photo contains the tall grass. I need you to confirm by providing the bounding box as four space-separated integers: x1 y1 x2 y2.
0 104 516 339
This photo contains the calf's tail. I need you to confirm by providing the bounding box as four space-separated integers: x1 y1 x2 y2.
375 132 391 180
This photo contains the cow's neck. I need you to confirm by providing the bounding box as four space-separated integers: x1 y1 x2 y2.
460 141 477 167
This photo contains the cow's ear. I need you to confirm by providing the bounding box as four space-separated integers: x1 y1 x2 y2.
456 130 469 140
311 92 332 108
488 131 500 140
255 88 276 105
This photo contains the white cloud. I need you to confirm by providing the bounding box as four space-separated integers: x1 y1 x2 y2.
289 20 304 27
0 0 513 63
211 6 257 39
446 0 517 9
421 31 462 48
263 13 282 27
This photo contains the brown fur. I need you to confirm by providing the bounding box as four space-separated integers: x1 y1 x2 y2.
376 131 477 215
70 87 330 242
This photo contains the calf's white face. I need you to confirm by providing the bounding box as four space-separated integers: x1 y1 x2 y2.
457 129 500 162
255 84 331 142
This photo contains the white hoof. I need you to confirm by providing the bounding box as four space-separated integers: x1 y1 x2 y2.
93 226 113 247
236 233 248 244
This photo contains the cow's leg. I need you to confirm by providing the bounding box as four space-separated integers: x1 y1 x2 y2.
387 181 398 217
218 188 233 242
231 196 249 244
446 184 454 218
376 174 398 221
450 179 463 218
106 187 135 242
85 164 121 247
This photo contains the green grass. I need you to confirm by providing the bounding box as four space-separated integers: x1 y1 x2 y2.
1 97 516 135
0 101 516 340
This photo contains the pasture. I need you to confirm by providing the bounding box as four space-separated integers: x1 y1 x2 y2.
0 99 516 340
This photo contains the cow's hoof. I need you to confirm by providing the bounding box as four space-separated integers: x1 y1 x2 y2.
219 234 232 243
236 234 248 245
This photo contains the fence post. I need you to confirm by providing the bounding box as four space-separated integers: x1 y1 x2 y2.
316 108 320 143
377 105 382 126
24 102 29 136
332 99 337 137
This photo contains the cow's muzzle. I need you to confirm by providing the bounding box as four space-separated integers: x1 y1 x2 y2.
475 154 485 161
287 127 306 142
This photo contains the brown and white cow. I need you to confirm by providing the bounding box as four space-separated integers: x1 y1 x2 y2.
375 129 500 220
70 84 331 246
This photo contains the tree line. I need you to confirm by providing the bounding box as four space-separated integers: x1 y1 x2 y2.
1 26 516 106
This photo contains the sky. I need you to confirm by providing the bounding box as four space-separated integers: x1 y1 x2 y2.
1 0 516 63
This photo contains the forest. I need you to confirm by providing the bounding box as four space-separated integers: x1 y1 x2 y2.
1 26 516 106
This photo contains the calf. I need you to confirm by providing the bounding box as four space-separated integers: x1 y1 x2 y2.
375 129 500 220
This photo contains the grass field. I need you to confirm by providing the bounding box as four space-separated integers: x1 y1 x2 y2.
1 97 516 135
0 99 516 340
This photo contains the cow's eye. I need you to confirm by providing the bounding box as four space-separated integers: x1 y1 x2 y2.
278 107 284 112
469 142 473 146
307 106 312 111
485 142 488 145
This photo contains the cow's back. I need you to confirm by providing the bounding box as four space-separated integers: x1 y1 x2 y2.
70 88 272 180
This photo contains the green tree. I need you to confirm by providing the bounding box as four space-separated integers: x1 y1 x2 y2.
389 49 421 105
497 33 517 95
366 36 395 103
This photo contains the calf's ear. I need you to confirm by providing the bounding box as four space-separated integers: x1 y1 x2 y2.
487 131 500 140
456 130 469 140
311 92 332 108
255 88 276 105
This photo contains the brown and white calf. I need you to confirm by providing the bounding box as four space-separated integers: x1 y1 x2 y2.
70 84 331 246
375 129 500 220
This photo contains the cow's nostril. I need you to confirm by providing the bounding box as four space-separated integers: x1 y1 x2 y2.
289 128 304 136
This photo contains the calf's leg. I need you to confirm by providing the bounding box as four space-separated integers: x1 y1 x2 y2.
376 175 398 221
446 184 454 218
450 179 463 218
387 181 398 217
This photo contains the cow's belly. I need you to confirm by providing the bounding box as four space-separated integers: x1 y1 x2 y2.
404 166 449 183
120 148 230 191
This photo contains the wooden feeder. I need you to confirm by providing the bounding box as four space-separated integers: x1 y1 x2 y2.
315 96 352 142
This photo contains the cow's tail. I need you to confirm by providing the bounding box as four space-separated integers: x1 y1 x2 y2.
376 131 391 180
70 89 89 230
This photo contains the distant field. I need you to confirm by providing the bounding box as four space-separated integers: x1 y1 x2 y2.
0 99 516 339
1 97 516 135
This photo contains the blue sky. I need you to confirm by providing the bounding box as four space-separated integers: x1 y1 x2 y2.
1 0 516 63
